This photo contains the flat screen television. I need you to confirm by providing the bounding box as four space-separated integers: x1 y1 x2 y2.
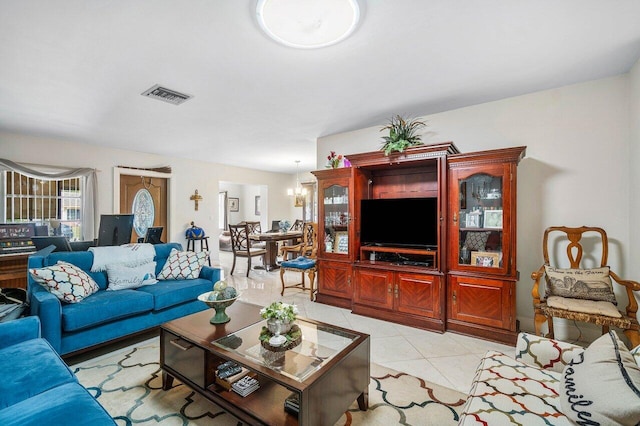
360 198 438 249
143 226 164 244
97 214 134 246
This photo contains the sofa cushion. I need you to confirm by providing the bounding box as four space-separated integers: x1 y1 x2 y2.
46 251 108 290
106 262 158 291
0 382 115 426
136 278 212 311
545 266 617 304
29 261 99 303
157 248 208 280
0 338 76 409
515 332 584 373
561 331 640 426
61 289 154 332
458 351 569 425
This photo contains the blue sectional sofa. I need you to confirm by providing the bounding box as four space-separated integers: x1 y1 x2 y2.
0 316 115 425
27 242 220 356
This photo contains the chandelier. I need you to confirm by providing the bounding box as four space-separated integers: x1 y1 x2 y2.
287 161 307 207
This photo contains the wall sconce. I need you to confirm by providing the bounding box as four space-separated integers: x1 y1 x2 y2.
287 161 307 207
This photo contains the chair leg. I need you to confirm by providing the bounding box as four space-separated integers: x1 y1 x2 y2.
300 271 306 289
280 268 286 296
624 329 640 348
308 269 316 301
533 309 547 337
547 316 555 339
230 255 236 276
246 257 251 277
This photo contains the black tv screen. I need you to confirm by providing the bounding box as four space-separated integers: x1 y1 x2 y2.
360 198 438 248
97 214 134 246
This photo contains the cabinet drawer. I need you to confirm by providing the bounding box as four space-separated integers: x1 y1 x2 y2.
162 331 205 387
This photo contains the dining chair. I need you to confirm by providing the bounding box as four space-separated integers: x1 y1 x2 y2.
228 223 266 277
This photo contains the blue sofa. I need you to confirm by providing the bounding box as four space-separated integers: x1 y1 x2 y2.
27 242 219 356
0 316 115 425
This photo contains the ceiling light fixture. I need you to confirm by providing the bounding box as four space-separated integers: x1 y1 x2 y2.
287 160 308 207
256 0 360 49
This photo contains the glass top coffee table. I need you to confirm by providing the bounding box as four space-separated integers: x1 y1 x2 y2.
160 302 370 426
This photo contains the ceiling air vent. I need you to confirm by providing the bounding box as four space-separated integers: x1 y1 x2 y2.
141 84 193 105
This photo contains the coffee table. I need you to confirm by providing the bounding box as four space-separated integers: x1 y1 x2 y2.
160 302 370 426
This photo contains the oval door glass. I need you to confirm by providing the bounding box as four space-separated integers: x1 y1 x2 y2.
458 173 503 268
132 189 155 238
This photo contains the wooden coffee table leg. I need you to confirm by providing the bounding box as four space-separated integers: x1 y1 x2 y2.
357 389 368 410
162 371 174 390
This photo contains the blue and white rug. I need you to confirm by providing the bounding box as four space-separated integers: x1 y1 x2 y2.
71 337 466 425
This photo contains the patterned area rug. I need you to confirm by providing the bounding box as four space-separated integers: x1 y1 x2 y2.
71 337 466 426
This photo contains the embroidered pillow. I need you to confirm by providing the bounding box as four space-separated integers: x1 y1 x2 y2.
561 332 640 425
544 266 617 304
463 231 491 251
106 262 158 291
158 248 208 280
29 260 99 303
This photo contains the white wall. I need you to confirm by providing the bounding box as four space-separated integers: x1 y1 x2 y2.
1 132 298 262
630 58 640 283
317 75 632 340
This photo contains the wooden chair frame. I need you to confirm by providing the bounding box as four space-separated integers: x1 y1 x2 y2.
228 223 266 277
280 222 318 300
531 226 640 347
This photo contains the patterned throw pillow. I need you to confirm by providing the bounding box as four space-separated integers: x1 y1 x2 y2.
29 260 99 303
544 266 617 304
106 262 158 291
463 231 491 251
561 331 640 425
158 248 208 280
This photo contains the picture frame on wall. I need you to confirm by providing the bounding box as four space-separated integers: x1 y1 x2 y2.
229 197 239 212
483 209 503 229
255 196 261 216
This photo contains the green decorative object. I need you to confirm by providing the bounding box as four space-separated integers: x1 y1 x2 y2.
380 115 427 156
197 291 240 324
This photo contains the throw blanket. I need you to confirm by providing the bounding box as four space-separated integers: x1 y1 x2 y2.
89 243 156 272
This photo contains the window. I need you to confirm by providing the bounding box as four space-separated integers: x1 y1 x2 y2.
3 171 84 241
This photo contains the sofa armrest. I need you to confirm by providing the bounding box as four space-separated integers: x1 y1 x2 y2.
199 265 222 283
0 316 41 349
28 285 63 353
514 332 584 373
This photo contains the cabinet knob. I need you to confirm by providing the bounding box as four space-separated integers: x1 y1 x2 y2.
452 291 457 303
388 284 392 293
453 213 458 223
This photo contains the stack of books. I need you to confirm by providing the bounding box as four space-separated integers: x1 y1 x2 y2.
231 376 260 397
284 392 300 415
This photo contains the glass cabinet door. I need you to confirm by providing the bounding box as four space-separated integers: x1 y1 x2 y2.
323 184 349 255
457 172 504 269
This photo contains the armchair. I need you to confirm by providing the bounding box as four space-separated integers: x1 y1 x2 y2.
531 226 640 347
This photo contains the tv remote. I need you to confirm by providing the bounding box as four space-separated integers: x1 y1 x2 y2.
218 365 242 379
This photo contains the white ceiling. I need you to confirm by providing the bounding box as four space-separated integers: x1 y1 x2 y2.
1 0 640 174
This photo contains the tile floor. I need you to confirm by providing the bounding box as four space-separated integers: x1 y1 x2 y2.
216 251 513 393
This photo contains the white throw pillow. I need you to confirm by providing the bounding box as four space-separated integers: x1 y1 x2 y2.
158 248 208 280
561 331 640 425
106 262 158 291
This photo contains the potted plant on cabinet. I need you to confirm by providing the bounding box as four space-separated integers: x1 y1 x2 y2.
380 114 427 155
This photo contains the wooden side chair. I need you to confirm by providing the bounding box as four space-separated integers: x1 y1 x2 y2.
280 221 317 259
243 220 266 249
228 223 266 277
531 226 640 347
279 222 318 300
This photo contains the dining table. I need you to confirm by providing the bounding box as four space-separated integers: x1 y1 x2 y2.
249 231 302 271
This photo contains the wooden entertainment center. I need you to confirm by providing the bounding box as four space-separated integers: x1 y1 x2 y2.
312 143 526 344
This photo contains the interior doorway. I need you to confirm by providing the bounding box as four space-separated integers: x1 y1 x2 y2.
118 172 169 243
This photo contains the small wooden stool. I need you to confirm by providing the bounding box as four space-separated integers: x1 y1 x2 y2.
186 237 211 266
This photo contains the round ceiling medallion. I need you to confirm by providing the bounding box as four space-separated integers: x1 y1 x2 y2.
256 0 360 49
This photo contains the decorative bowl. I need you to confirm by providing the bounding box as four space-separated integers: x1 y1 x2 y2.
197 291 241 324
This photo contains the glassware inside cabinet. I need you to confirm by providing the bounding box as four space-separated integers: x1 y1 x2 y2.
458 173 503 268
323 184 349 255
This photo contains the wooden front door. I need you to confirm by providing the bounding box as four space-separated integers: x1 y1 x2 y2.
120 175 168 243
